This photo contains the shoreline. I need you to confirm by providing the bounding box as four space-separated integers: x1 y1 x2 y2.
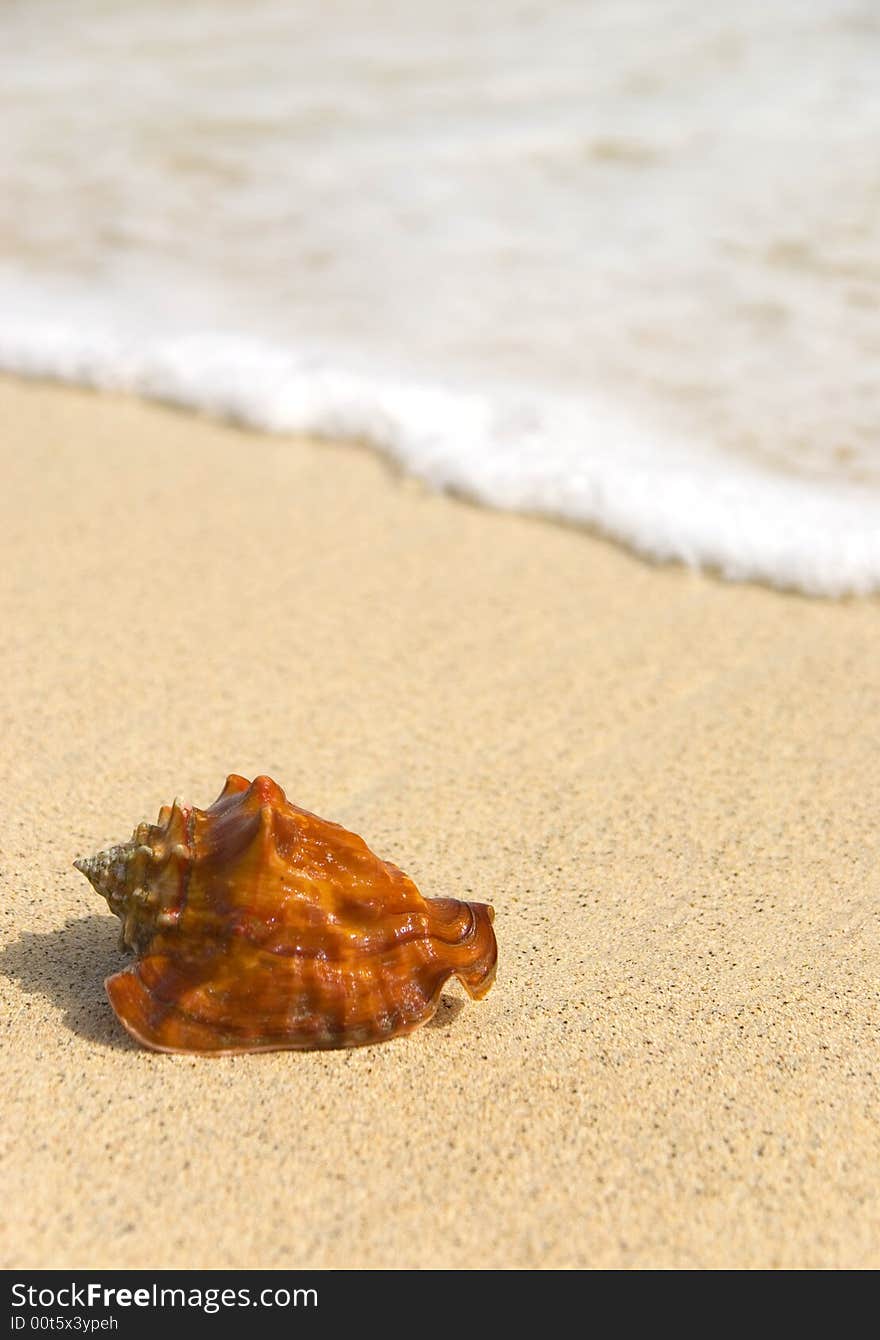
1 375 878 1268
0 336 877 597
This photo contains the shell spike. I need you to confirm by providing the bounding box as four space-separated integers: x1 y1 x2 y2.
250 775 286 806
215 774 251 804
163 797 190 845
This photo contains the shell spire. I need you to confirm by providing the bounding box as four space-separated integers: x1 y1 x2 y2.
74 775 498 1054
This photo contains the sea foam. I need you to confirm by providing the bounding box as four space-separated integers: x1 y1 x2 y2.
3 309 877 597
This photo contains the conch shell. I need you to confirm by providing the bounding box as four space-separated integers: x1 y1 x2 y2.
74 775 497 1054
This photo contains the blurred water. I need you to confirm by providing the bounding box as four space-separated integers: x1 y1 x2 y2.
1 0 878 592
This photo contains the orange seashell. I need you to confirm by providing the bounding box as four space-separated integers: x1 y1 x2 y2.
74 775 497 1054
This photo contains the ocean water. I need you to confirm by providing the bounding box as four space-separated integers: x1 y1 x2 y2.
2 0 878 594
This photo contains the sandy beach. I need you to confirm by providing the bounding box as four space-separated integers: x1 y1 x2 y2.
1 374 878 1269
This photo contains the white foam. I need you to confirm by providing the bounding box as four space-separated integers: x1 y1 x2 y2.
3 307 877 596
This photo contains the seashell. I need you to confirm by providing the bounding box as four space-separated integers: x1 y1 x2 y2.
74 775 497 1054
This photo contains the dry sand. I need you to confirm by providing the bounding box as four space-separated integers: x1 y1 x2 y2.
1 375 878 1269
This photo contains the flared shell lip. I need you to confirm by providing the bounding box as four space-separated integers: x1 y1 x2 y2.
103 965 486 1056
